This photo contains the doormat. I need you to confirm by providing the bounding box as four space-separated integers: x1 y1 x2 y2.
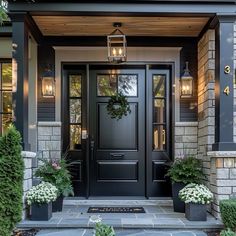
87 207 145 213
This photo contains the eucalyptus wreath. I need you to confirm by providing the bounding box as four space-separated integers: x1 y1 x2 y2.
106 93 131 120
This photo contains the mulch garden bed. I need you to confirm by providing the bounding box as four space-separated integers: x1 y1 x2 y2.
13 229 39 236
206 230 220 236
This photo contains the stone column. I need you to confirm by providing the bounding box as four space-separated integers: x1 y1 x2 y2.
208 151 236 218
197 29 215 186
22 151 36 220
37 122 62 160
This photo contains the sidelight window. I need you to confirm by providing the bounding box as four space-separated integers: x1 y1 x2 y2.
153 75 166 151
0 61 12 135
69 75 82 149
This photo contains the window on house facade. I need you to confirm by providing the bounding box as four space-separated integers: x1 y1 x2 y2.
0 61 12 135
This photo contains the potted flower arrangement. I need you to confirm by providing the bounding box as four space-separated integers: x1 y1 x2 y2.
35 158 74 212
166 156 205 212
26 182 58 221
179 183 213 221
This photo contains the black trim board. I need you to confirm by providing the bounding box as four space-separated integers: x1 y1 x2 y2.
8 3 236 15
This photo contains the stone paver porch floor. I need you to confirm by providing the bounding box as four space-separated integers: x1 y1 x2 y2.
19 200 223 231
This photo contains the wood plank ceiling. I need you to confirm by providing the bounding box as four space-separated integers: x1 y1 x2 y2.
33 16 210 37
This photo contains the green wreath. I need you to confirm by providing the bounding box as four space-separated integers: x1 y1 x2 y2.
106 93 131 120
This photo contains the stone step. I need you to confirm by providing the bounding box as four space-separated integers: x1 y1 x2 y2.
36 229 208 236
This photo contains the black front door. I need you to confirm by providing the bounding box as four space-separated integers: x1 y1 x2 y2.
89 66 145 196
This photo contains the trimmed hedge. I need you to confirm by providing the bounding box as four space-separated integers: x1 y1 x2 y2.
0 126 24 236
220 199 236 232
220 229 236 236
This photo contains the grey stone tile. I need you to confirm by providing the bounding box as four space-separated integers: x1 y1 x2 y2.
135 213 156 219
155 213 185 219
121 218 154 228
160 206 175 213
194 232 208 236
180 218 223 229
152 218 185 227
172 232 195 236
144 206 164 213
36 229 86 236
18 218 61 228
57 218 89 227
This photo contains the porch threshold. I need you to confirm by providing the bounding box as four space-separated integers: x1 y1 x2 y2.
18 201 223 231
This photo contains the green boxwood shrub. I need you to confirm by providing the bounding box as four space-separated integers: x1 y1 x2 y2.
220 199 236 232
0 125 24 236
220 229 236 236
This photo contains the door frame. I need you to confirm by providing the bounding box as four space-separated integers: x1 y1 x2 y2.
61 62 175 198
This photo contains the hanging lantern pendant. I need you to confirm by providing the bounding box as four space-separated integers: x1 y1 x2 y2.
107 23 127 63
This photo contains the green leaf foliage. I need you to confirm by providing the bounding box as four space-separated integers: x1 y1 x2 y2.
95 222 116 236
35 158 74 197
220 229 236 236
220 199 236 232
166 156 205 184
0 125 24 236
106 92 131 120
0 1 9 25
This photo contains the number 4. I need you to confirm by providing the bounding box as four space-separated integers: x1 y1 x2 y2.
224 86 230 96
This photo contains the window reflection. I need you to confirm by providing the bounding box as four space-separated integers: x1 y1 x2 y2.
152 74 166 151
70 75 81 97
97 75 117 96
0 62 12 135
153 125 166 150
69 74 82 149
70 125 81 149
153 75 165 97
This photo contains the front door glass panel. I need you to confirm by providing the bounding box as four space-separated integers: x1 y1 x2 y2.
152 75 166 151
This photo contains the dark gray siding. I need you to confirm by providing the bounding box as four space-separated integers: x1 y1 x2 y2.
37 45 55 121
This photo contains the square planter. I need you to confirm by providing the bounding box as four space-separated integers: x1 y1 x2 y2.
172 182 186 213
185 203 207 221
31 202 52 221
52 195 64 212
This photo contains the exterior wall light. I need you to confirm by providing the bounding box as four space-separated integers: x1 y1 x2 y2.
41 66 55 97
107 22 127 63
180 61 193 98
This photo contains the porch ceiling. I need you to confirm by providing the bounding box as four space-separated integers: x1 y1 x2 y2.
32 16 210 37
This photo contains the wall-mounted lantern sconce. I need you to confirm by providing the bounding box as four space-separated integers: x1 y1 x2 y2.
41 66 55 97
107 22 127 63
180 61 193 98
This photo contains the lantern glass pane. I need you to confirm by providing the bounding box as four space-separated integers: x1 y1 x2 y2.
42 77 55 97
181 77 193 97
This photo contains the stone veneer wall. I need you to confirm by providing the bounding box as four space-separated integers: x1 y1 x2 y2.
197 30 215 187
174 122 198 157
37 122 62 160
234 23 236 142
22 151 36 220
208 152 236 218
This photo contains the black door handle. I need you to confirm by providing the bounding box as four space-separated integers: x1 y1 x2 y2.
90 138 95 161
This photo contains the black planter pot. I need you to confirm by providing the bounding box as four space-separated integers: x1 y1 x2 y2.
185 203 207 221
52 195 64 212
31 202 52 221
172 182 186 213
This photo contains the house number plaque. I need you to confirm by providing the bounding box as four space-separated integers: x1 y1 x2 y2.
223 86 230 96
224 65 231 74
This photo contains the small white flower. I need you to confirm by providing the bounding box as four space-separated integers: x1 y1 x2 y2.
179 183 213 204
89 215 102 223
